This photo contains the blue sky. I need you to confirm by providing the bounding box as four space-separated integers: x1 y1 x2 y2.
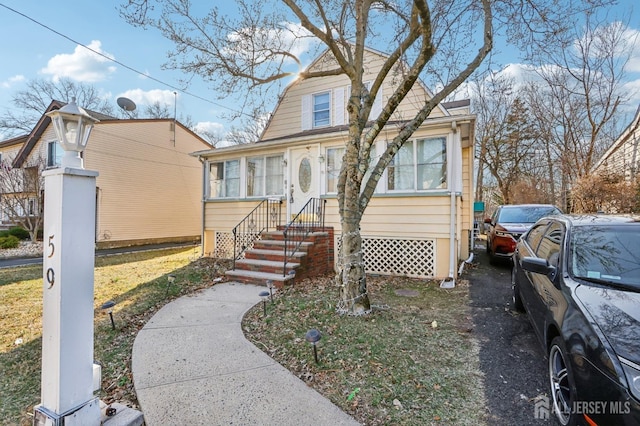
0 1 639 140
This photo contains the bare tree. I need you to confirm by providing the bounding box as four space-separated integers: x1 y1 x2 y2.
529 16 636 210
226 108 270 145
0 154 45 241
121 0 614 315
145 101 173 118
0 78 116 138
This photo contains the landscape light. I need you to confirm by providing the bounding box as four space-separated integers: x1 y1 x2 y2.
305 329 322 364
100 300 116 330
266 280 274 302
259 290 270 317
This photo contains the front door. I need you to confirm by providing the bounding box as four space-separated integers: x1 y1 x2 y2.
289 146 320 218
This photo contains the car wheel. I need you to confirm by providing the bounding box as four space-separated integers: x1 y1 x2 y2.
511 267 525 312
549 337 578 426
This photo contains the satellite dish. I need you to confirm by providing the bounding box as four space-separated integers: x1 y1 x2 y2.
117 97 136 112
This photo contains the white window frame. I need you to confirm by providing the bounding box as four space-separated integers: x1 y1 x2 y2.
385 136 447 192
208 159 240 199
47 141 62 168
246 154 284 197
323 143 379 195
325 146 345 194
312 91 331 128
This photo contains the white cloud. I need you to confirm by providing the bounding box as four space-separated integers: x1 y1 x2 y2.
40 40 116 83
623 78 640 107
193 121 225 134
116 88 177 108
1 74 25 89
623 27 640 73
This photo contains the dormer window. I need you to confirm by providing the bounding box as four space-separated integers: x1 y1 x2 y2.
313 92 331 127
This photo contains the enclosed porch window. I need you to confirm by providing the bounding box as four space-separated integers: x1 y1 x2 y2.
387 137 447 191
208 160 240 198
247 155 284 197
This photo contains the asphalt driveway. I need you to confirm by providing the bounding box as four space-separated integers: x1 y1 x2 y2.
468 241 560 425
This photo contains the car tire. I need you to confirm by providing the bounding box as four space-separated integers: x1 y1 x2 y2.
549 336 578 426
511 267 525 312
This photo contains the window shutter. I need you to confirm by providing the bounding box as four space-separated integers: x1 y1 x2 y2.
333 87 345 126
371 86 383 119
301 94 312 131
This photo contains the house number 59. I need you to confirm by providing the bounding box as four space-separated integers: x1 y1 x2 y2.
46 235 55 289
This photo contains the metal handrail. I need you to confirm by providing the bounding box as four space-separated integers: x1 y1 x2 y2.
282 198 326 276
232 198 282 268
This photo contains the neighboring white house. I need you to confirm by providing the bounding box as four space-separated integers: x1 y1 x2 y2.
593 105 640 182
1 100 212 247
192 48 476 280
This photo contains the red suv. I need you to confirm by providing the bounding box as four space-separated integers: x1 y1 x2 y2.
484 204 561 264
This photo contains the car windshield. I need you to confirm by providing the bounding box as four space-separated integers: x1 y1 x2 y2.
570 225 640 288
498 206 560 223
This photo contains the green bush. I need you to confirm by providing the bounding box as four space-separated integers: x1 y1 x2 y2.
0 235 20 249
0 230 8 238
7 227 30 240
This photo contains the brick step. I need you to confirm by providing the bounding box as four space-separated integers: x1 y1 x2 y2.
225 269 295 288
261 230 328 242
244 248 306 263
252 239 312 251
233 258 299 275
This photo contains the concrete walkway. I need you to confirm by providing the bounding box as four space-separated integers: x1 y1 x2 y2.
132 283 360 426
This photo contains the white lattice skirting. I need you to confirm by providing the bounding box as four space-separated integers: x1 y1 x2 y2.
214 231 261 259
337 236 436 278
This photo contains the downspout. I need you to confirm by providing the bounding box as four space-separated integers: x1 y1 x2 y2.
441 121 460 289
198 155 206 257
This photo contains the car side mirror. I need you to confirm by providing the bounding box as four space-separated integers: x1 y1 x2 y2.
484 217 492 225
521 256 557 280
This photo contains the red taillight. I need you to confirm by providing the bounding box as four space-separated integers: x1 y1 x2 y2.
583 413 598 426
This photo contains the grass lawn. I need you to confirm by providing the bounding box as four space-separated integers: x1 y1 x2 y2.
1 248 487 425
243 275 488 425
0 246 228 425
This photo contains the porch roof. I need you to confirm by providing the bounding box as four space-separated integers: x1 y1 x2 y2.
191 114 475 159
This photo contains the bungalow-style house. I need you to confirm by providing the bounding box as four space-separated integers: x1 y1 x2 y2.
0 100 211 247
191 48 475 285
593 105 640 182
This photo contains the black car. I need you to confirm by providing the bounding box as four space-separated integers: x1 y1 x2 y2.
485 204 562 264
512 214 640 426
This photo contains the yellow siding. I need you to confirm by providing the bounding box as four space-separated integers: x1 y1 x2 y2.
0 143 24 163
21 121 209 246
323 195 453 238
263 49 444 141
85 121 207 244
203 200 288 232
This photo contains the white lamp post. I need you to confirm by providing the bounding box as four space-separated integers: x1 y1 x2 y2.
34 98 101 425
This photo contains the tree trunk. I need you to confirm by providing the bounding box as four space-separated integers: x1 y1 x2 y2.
336 214 371 315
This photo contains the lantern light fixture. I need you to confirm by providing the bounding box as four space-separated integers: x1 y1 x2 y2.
45 98 99 168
